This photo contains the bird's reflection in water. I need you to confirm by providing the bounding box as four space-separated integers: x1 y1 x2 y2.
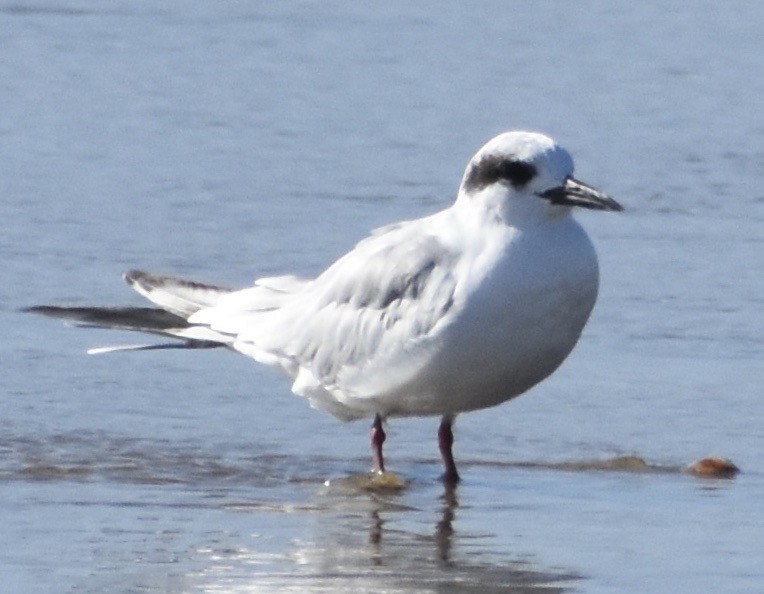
369 508 383 547
435 483 458 566
198 480 580 593
312 481 578 593
367 482 456 567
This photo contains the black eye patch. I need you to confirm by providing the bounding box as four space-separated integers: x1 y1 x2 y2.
463 156 537 193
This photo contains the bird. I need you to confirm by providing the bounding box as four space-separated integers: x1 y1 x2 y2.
27 131 622 484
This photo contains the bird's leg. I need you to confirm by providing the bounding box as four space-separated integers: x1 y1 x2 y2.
438 415 460 484
370 414 386 474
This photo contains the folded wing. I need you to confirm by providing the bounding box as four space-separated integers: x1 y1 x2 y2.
190 217 460 411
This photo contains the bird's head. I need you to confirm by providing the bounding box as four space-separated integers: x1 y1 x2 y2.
458 131 622 222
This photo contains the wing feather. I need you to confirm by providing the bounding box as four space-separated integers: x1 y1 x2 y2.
228 217 460 399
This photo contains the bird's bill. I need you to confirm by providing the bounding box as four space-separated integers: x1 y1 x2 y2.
539 177 623 211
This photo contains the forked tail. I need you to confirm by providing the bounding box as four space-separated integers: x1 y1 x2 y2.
25 270 236 353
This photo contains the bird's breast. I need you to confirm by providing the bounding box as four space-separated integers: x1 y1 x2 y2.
422 220 600 412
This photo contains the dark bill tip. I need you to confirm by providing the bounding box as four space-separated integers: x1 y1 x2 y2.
539 177 623 212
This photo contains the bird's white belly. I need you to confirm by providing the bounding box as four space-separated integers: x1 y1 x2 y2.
374 223 599 417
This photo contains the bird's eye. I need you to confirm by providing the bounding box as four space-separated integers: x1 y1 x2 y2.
464 156 537 193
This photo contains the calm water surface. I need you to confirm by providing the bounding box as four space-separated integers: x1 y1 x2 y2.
2 2 762 592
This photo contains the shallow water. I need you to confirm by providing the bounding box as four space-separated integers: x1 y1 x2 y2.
2 1 763 592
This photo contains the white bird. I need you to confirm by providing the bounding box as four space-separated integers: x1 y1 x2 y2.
28 131 622 483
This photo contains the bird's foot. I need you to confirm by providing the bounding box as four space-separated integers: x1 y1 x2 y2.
441 469 460 487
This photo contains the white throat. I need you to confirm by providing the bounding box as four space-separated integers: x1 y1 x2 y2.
455 184 570 228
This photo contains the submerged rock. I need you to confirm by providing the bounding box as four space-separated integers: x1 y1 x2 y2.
323 471 407 493
685 457 739 478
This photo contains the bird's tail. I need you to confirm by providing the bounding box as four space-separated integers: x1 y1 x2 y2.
123 269 231 317
25 270 236 354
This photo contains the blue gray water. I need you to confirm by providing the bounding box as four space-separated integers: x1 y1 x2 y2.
2 2 763 592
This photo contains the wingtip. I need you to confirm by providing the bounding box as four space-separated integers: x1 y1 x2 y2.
22 305 58 316
123 269 146 286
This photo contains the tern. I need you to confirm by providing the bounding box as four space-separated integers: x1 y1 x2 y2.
28 131 622 484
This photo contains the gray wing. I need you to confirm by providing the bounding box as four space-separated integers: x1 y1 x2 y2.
216 218 460 398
